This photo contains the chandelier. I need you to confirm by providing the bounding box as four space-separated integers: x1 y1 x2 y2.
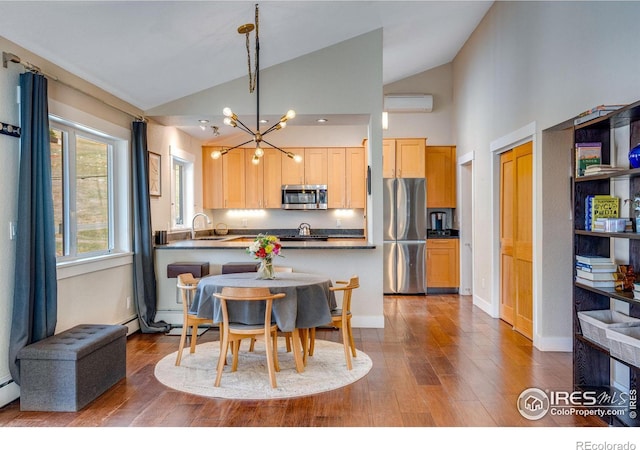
211 3 301 165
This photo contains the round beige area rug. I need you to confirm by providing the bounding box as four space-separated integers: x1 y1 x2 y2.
154 339 372 400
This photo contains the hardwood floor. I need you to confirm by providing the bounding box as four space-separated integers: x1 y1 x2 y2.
0 294 605 428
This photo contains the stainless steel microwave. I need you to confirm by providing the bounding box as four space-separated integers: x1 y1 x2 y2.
281 184 328 210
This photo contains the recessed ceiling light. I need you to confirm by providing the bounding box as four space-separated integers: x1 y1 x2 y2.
259 119 269 124
317 118 328 123
198 119 209 124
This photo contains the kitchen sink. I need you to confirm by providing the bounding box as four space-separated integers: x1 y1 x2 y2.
194 236 228 241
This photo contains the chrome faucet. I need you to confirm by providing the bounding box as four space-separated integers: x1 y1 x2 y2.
191 213 211 239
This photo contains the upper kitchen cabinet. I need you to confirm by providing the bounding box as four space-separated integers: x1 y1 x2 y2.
304 148 328 185
382 138 426 178
426 146 456 208
202 146 224 209
222 149 246 208
245 148 282 208
327 147 366 208
282 147 328 185
202 146 246 208
281 147 305 184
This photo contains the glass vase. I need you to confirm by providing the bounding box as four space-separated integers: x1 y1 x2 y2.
257 259 275 280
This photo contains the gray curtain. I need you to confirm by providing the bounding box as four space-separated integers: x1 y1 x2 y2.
9 72 58 384
132 121 169 333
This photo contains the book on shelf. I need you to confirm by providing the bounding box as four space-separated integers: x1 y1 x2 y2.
583 164 625 176
575 269 617 281
574 106 625 126
576 142 602 177
575 259 617 272
576 255 614 264
575 277 617 288
584 195 619 231
577 104 626 116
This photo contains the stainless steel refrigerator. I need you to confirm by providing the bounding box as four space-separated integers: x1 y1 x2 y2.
383 178 427 294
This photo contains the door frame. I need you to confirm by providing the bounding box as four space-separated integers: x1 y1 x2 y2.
490 122 539 342
458 151 474 296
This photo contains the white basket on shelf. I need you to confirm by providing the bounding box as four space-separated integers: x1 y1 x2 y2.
605 326 640 367
577 310 640 349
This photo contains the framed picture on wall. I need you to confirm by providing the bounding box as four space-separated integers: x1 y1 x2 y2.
149 152 161 197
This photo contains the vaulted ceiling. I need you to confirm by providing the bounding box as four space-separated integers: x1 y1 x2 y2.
0 1 493 139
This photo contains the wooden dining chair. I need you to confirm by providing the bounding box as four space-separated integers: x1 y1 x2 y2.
213 287 286 388
309 275 359 370
175 273 214 366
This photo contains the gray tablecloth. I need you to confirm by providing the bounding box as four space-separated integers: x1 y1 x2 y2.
191 272 337 332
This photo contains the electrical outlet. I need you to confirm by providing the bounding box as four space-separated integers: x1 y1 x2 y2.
241 218 248 227
336 219 342 227
126 296 131 309
9 221 16 240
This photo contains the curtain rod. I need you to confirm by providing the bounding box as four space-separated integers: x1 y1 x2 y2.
2 51 146 122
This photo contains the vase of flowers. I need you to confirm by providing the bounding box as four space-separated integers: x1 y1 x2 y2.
247 234 283 279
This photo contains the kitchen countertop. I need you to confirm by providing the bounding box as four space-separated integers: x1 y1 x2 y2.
157 235 375 250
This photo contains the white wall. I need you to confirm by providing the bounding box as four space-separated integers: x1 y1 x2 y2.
383 62 454 145
452 1 640 350
149 30 386 325
0 47 21 405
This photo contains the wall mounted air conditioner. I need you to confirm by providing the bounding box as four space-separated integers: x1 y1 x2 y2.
383 94 433 112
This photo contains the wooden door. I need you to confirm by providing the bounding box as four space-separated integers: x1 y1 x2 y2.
500 150 515 326
202 146 223 209
304 148 328 185
222 150 245 208
382 139 396 178
513 142 533 339
262 148 282 208
426 146 456 208
396 138 425 178
281 148 305 184
244 148 263 208
327 147 346 208
346 147 366 208
499 142 533 340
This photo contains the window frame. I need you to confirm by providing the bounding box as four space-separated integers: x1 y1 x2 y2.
48 106 132 280
50 121 115 260
170 146 195 230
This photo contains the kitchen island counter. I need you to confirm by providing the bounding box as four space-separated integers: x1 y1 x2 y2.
158 235 375 250
154 235 378 326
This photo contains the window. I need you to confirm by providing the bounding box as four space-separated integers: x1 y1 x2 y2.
170 146 195 229
50 119 116 259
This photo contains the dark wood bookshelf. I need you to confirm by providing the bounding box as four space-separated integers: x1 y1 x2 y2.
570 98 640 427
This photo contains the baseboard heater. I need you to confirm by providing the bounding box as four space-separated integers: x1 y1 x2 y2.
0 376 20 408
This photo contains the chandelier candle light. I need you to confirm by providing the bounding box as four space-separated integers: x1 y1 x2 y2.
211 4 302 165
247 234 283 279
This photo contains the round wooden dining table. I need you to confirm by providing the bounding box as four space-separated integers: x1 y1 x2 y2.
190 272 337 373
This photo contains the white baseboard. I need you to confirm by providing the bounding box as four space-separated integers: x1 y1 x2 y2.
473 294 497 318
154 310 184 326
534 335 572 352
0 375 20 408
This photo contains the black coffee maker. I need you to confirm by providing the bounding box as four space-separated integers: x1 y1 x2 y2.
430 212 447 231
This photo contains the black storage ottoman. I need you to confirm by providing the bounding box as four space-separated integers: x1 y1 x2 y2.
17 324 127 412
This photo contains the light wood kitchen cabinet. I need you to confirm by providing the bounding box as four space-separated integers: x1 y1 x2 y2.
244 148 282 208
426 238 459 288
222 149 245 208
304 148 328 185
281 147 305 184
426 146 456 208
327 147 366 208
202 146 223 209
382 138 426 178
